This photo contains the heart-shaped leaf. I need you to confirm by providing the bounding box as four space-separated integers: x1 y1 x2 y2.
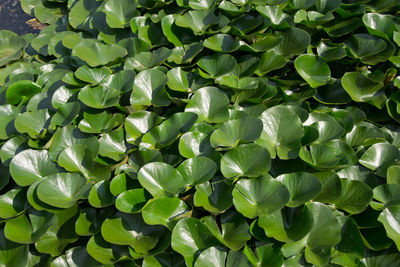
221 143 271 178
177 157 217 185
294 54 331 88
138 162 187 198
10 149 59 186
210 117 263 150
171 218 220 266
232 175 289 218
185 86 230 123
36 173 91 208
277 172 322 207
256 105 304 159
142 197 191 230
130 68 170 106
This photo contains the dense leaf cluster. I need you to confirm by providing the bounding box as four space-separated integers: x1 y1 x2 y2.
0 0 400 266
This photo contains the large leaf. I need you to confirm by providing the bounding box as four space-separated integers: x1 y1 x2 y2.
359 143 400 177
256 105 304 159
197 54 237 78
171 218 220 266
305 202 341 265
221 143 271 178
9 149 59 186
72 39 127 67
210 117 263 150
36 173 91 208
341 72 384 103
277 172 322 207
185 87 230 123
58 144 111 181
142 197 191 230
130 68 170 106
294 54 331 88
177 157 217 185
138 162 187 197
232 175 289 218
104 0 137 28
0 30 25 67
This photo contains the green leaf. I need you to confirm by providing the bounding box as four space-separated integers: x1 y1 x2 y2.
203 34 240 52
36 173 90 209
171 218 220 266
313 171 341 203
127 47 171 71
256 105 304 159
0 105 21 140
98 128 126 161
341 72 384 103
185 86 230 123
378 205 400 251
175 10 218 34
130 68 170 106
372 184 400 210
115 188 151 213
232 175 289 218
78 84 120 109
317 42 346 61
359 143 400 177
202 211 251 250
179 132 213 158
58 144 111 181
49 125 99 162
14 109 50 139
104 0 137 28
167 67 192 92
294 54 331 88
362 13 395 39
74 65 111 84
210 117 263 150
197 54 237 78
221 143 271 178
10 149 60 186
142 197 191 230
6 80 42 105
0 30 25 67
254 51 287 76
0 188 28 219
272 27 311 58
344 34 387 58
189 0 217 9
79 111 124 134
87 234 128 265
177 157 217 185
88 180 114 208
101 212 163 253
142 112 197 148
4 214 34 244
305 202 341 265
194 247 226 267
138 162 187 198
334 179 373 214
194 177 233 214
277 172 322 207
304 112 345 143
125 111 162 144
0 226 28 266
72 39 127 67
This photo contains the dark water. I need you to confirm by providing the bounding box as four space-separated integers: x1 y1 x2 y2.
0 0 39 35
